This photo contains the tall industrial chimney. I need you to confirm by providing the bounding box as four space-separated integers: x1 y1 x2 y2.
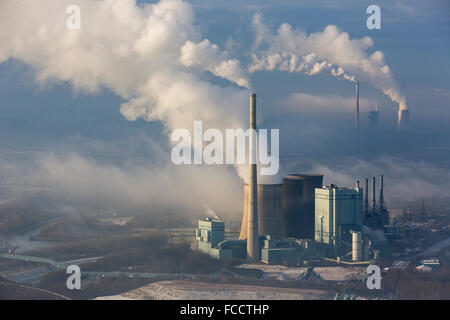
247 93 259 261
378 175 384 211
363 178 369 216
397 109 410 129
355 81 360 129
372 177 376 212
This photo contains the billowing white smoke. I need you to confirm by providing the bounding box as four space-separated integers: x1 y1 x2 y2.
0 0 258 189
250 52 356 83
0 0 250 133
250 14 407 110
180 39 250 89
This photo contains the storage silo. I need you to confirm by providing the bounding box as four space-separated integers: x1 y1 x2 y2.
240 183 285 240
352 231 362 261
282 174 323 239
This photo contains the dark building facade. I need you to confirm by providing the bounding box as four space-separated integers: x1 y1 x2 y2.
282 174 324 239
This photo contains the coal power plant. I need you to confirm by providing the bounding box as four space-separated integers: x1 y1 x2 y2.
196 93 387 265
352 81 409 129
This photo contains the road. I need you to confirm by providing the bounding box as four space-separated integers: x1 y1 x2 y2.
6 216 65 253
2 256 101 285
0 281 70 300
1 253 194 285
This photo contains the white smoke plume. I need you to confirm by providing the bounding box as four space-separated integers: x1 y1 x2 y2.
250 52 356 83
180 39 250 89
250 14 407 110
203 203 220 220
0 0 250 133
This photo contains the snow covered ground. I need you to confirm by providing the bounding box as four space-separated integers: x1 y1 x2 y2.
95 280 333 300
237 264 366 281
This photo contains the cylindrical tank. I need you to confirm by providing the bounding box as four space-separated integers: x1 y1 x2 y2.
352 231 362 261
282 174 323 239
240 183 285 240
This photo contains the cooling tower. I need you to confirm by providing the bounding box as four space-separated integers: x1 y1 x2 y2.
397 109 410 129
282 174 323 239
240 183 285 240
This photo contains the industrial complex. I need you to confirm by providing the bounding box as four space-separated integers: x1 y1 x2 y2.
196 93 389 266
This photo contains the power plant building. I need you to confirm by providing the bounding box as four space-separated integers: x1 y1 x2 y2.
315 185 363 258
240 183 285 240
196 218 246 259
282 174 324 239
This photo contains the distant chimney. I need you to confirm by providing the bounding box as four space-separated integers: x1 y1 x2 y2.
372 177 376 211
356 180 360 189
364 178 369 215
355 81 360 129
378 175 384 211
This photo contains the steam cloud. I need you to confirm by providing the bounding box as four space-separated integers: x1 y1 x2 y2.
0 0 250 133
0 153 243 219
180 39 250 89
250 14 407 110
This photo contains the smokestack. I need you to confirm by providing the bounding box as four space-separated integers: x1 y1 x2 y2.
364 178 369 216
356 180 360 189
378 175 384 211
372 177 376 211
247 93 259 261
355 81 360 129
397 109 410 129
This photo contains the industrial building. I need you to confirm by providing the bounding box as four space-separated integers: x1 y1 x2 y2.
314 184 363 258
196 218 246 259
282 174 324 239
239 183 285 240
196 218 327 265
364 175 390 229
352 79 408 129
194 92 383 265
